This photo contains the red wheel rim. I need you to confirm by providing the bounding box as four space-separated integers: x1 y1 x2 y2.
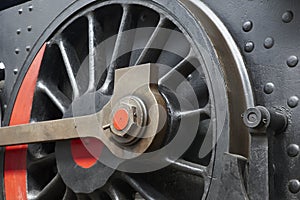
4 44 46 200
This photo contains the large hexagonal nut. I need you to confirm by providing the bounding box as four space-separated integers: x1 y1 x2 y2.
110 96 147 145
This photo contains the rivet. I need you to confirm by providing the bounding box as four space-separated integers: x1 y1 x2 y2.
287 56 298 67
289 179 300 193
282 11 294 23
13 68 18 75
264 37 274 49
27 26 32 32
244 41 254 52
18 8 23 14
3 104 7 109
15 48 20 54
287 144 300 157
243 21 253 32
288 96 299 108
16 29 21 35
28 5 33 12
26 46 31 52
264 83 275 94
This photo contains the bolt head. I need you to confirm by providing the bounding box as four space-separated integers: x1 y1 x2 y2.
110 96 147 145
289 179 300 193
242 21 253 32
288 96 299 108
282 11 294 23
287 56 298 67
244 41 254 52
111 105 137 137
287 144 300 157
264 37 274 49
243 108 262 128
113 109 129 131
247 113 258 123
264 83 275 94
13 68 18 75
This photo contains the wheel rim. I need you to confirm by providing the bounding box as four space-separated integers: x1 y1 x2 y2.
3 0 253 199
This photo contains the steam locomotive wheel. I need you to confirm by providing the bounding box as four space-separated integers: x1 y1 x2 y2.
3 0 253 199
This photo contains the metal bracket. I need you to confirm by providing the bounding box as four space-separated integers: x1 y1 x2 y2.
242 106 288 200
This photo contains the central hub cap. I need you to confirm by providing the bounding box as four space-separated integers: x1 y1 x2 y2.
110 96 147 145
113 109 129 131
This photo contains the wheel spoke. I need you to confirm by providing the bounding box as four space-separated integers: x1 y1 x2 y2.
106 184 134 200
56 37 80 99
166 158 207 178
123 174 168 200
178 104 211 120
86 12 102 92
37 81 71 113
135 16 175 65
155 27 191 68
63 188 76 200
36 174 65 200
99 5 133 94
159 48 195 85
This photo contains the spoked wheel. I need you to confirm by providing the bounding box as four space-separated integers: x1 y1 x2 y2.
3 0 254 199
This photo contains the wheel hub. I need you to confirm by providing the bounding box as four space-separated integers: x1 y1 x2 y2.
110 96 147 145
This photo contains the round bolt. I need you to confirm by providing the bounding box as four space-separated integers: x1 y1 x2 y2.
264 83 275 94
26 46 31 52
242 21 253 32
247 113 258 123
287 144 300 157
288 96 299 108
287 56 298 67
15 48 20 54
27 26 32 32
18 8 23 14
16 29 21 35
28 5 33 12
113 109 129 131
13 68 18 75
244 41 254 52
243 107 263 129
289 179 300 193
264 37 274 49
282 11 294 23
